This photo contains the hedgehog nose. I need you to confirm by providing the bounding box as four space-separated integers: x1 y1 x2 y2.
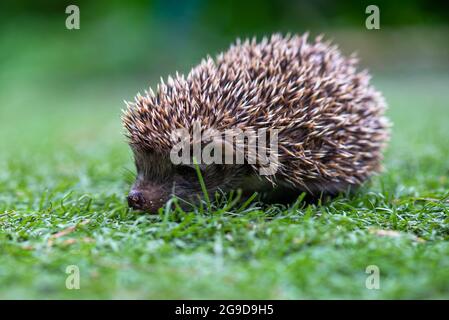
127 190 145 210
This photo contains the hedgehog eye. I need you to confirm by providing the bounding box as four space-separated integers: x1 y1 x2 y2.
175 165 199 177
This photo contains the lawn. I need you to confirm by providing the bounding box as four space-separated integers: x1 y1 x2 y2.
0 67 448 298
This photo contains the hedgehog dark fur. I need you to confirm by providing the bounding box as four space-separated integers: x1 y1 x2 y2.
123 33 390 212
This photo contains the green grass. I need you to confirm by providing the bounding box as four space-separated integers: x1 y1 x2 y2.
0 72 448 299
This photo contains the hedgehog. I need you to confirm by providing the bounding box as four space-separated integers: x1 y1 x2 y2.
122 33 390 212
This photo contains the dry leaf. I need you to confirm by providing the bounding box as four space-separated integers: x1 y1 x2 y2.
47 219 91 247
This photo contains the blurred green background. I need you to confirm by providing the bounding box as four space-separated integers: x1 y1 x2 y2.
1 0 448 152
1 0 449 299
0 0 448 152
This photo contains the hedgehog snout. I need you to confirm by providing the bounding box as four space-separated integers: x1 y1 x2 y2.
127 190 146 210
127 186 168 213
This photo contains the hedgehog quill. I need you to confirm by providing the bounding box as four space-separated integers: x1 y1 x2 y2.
123 34 390 212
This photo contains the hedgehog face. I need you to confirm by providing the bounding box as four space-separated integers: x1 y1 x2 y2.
127 149 248 212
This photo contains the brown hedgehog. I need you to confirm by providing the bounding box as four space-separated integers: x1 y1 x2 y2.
123 33 390 212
